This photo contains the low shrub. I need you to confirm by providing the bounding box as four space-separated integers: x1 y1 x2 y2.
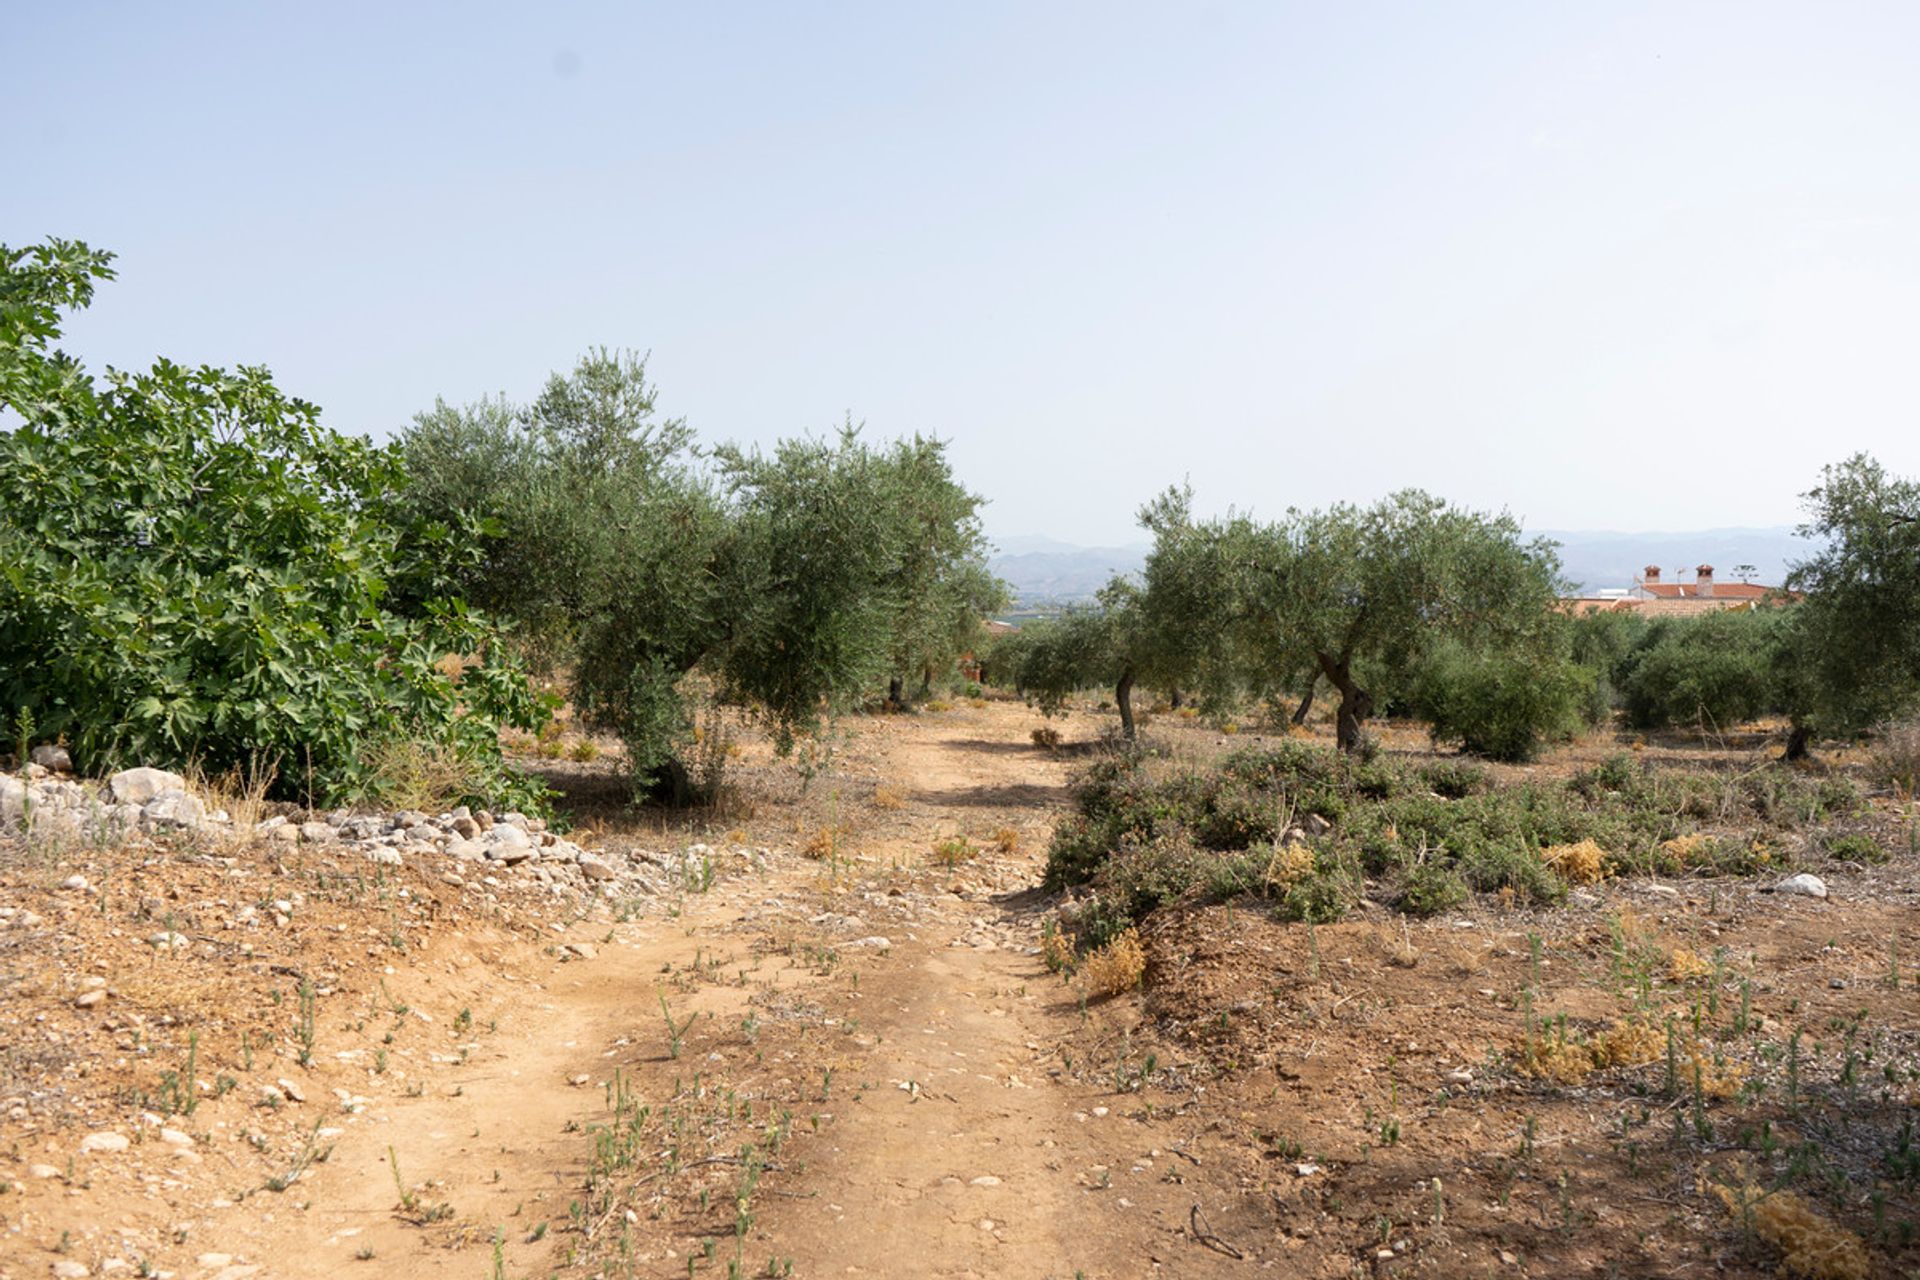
1416 642 1591 763
1043 740 1864 937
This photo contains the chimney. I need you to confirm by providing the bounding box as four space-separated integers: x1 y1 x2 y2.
1696 564 1714 598
1643 564 1661 584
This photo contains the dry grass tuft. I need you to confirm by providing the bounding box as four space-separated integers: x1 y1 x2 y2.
931 835 976 868
359 740 483 813
1541 839 1609 884
802 825 850 861
1081 929 1146 997
1714 1182 1871 1280
871 785 906 811
923 699 953 713
1868 716 1920 797
1040 918 1074 974
1030 726 1062 750
990 826 1020 853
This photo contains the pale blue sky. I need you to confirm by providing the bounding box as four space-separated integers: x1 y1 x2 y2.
13 3 1919 544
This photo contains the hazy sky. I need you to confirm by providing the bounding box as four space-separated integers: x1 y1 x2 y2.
14 3 1920 545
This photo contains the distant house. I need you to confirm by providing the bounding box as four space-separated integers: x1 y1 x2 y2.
1561 564 1792 616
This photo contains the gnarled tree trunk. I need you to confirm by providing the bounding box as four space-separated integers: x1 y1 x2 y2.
1784 721 1813 762
1116 669 1137 740
1319 654 1372 754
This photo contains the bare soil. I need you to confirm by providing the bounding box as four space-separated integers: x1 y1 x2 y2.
4 699 1918 1279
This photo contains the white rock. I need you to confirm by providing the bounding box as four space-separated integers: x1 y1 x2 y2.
148 931 191 951
79 1131 129 1154
364 846 402 867
577 853 618 881
74 989 106 1009
109 767 187 805
0 774 24 824
849 936 893 950
53 1261 91 1278
299 821 336 843
60 874 89 892
1776 873 1829 899
142 789 205 829
160 1128 193 1147
28 1163 61 1178
276 1077 307 1103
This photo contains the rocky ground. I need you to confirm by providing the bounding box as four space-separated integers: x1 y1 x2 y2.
2 702 1918 1279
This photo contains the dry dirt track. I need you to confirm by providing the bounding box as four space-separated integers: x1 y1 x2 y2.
223 704 1219 1280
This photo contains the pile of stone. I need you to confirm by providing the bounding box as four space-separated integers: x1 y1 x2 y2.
3 757 729 900
1 761 217 842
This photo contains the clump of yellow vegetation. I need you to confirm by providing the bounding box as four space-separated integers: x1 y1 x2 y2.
802 824 850 860
1082 929 1146 996
990 826 1020 853
1260 839 1316 888
1713 1181 1871 1280
1669 947 1713 981
1689 1048 1746 1099
1031 726 1062 750
1541 839 1609 884
1662 833 1714 865
1519 1016 1666 1082
871 785 906 810
924 699 953 713
1589 1017 1665 1068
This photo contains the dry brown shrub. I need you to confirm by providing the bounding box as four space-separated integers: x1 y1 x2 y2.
802 825 849 860
359 740 483 813
1668 947 1712 982
1714 1182 1871 1280
1689 1049 1746 1099
1541 839 1608 885
1082 928 1145 997
1868 716 1920 797
1030 726 1062 750
990 826 1020 853
1518 1039 1596 1084
1591 1017 1664 1068
924 699 953 713
871 786 906 811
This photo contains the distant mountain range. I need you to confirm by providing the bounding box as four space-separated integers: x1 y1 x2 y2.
988 526 1811 609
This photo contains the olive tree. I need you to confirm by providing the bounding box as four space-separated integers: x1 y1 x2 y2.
1231 491 1565 752
1782 453 1920 758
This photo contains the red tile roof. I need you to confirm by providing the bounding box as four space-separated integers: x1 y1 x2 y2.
1639 581 1774 600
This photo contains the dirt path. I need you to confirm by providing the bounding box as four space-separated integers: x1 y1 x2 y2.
229 706 1177 1279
